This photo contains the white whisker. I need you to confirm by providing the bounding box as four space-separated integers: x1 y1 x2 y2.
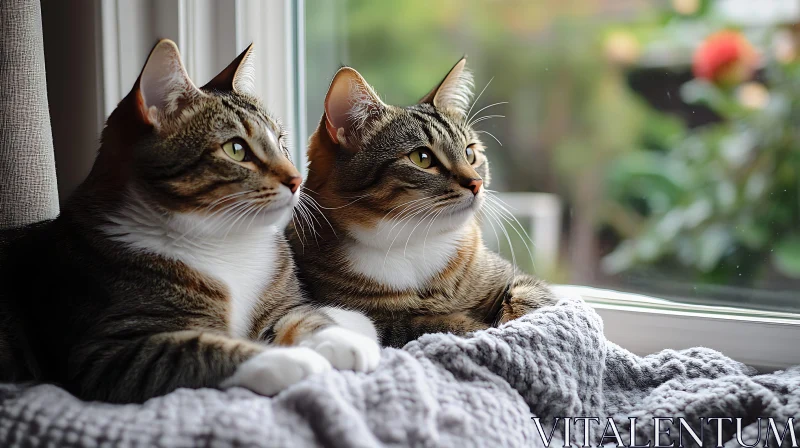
223 202 259 240
382 203 436 268
295 201 321 246
403 207 440 257
483 202 516 271
291 213 306 251
171 191 256 244
301 194 337 236
383 197 438 237
422 208 446 258
467 101 508 126
298 196 326 232
464 77 494 126
485 199 536 271
475 130 503 147
184 199 251 242
380 196 433 222
478 207 502 250
488 198 535 248
468 114 505 127
301 188 372 209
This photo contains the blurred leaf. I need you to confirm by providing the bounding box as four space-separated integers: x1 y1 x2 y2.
680 79 742 117
602 240 636 274
639 110 686 150
734 219 769 249
607 152 688 202
697 224 732 272
773 236 800 278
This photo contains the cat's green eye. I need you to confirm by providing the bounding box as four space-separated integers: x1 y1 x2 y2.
222 140 247 162
409 148 434 169
465 145 476 164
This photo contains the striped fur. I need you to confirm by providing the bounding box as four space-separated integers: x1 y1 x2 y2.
0 41 378 403
291 58 555 347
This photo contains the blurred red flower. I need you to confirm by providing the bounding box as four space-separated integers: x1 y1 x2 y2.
693 31 759 86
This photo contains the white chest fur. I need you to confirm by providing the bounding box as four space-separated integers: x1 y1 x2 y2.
178 231 278 338
344 226 465 292
101 195 280 338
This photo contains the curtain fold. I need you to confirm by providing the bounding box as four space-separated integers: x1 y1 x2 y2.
0 0 60 228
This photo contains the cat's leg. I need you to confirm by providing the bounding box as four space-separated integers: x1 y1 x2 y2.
71 330 331 403
269 305 381 372
377 312 488 347
495 274 557 324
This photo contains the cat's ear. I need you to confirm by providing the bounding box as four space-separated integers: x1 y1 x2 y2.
135 39 204 125
418 57 473 118
202 44 257 96
324 67 386 146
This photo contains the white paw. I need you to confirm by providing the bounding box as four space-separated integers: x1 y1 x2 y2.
301 327 381 372
322 307 379 341
220 347 331 396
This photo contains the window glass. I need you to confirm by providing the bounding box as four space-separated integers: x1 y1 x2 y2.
305 0 800 312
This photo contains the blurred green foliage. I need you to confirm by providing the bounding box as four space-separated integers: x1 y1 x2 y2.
605 8 800 286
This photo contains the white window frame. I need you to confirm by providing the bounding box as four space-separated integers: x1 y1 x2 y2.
97 0 800 372
97 0 307 168
554 286 800 371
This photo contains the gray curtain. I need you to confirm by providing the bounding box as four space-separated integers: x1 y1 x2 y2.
0 0 60 228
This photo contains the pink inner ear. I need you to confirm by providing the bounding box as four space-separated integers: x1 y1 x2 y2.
134 89 153 126
138 41 201 118
324 73 356 143
325 115 339 144
141 53 179 111
323 68 384 145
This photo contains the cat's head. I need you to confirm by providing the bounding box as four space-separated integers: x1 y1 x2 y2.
305 58 488 246
86 40 300 235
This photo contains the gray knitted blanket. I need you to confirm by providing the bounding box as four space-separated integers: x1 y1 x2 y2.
1 298 798 447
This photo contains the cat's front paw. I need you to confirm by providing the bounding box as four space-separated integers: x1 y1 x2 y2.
499 282 555 324
221 347 331 396
302 327 381 372
500 292 527 324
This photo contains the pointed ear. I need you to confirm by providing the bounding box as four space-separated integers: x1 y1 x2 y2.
324 67 385 146
418 57 473 117
202 44 257 96
135 39 203 125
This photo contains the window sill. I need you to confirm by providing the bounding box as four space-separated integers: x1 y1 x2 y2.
552 285 800 372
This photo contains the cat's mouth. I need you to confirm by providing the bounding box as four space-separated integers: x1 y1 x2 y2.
227 194 297 227
443 194 483 216
250 193 296 211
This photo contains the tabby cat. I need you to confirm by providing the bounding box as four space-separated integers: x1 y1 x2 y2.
0 40 379 403
290 58 556 347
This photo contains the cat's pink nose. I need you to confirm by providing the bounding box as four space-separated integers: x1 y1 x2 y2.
461 178 483 196
282 176 302 194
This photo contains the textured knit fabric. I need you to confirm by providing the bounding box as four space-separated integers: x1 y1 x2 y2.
0 0 60 228
1 298 798 447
